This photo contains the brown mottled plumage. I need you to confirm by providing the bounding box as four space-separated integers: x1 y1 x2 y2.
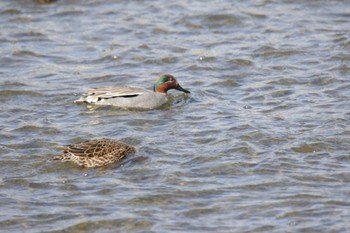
52 138 136 168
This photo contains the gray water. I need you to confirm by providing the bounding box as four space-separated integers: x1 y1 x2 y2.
1 0 350 232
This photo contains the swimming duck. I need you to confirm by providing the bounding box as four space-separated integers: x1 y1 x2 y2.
74 74 190 109
52 138 136 168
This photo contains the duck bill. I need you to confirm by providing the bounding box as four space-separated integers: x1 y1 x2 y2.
175 84 190 94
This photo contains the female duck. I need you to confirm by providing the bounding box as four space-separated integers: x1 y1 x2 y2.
52 138 136 168
75 74 190 110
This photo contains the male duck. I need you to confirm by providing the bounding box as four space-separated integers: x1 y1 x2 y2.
52 138 136 168
75 74 190 110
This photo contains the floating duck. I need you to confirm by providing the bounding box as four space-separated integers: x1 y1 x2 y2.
75 74 190 109
52 138 136 168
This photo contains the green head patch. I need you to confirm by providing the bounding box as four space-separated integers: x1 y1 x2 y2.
153 75 174 91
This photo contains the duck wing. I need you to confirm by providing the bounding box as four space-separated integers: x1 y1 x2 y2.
76 86 150 103
88 86 147 97
62 139 111 157
62 138 132 158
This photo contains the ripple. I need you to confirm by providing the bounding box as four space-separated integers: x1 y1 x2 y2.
267 78 307 86
144 56 178 64
0 90 42 97
0 81 27 88
51 10 86 18
182 207 222 218
202 14 243 28
12 50 45 58
213 80 240 89
12 125 61 135
12 32 48 41
270 89 294 98
253 46 305 58
309 76 338 86
291 142 331 154
57 219 154 232
243 10 268 19
227 58 254 66
35 0 57 4
0 9 21 15
82 55 121 64
5 139 53 150
129 194 176 205
176 13 242 30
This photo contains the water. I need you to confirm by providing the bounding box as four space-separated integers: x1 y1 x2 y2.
1 0 350 232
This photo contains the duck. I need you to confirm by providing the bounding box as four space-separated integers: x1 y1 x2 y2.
74 74 190 110
52 138 136 168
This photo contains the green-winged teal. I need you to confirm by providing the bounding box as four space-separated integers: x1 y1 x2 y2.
75 74 190 109
52 138 136 168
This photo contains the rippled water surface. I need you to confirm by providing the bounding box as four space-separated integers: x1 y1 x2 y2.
1 0 350 232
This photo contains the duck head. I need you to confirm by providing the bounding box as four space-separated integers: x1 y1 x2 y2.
153 74 190 94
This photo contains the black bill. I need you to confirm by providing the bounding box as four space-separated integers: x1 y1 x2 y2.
175 84 190 94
